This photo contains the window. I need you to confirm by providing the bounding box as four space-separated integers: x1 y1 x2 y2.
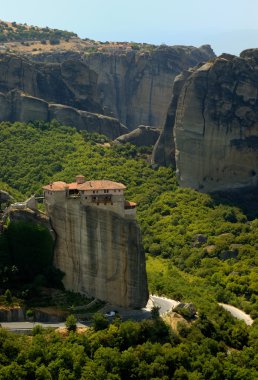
104 189 109 193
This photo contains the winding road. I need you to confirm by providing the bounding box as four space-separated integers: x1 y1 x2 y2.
1 297 254 332
219 303 254 325
149 296 254 326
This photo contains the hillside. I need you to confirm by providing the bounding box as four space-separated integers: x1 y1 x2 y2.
0 121 257 316
0 19 257 378
0 121 257 378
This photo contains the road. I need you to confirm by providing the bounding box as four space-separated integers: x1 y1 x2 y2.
1 298 253 331
219 303 254 325
1 321 87 332
150 295 180 314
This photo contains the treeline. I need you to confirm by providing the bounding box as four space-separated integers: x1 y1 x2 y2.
0 21 76 43
0 310 257 379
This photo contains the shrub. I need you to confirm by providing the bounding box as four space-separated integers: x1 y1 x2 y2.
92 313 109 331
65 314 77 332
4 289 12 304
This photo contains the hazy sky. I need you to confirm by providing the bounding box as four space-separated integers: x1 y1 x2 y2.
1 0 257 55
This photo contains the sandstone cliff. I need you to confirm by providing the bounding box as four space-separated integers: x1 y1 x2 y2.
0 90 127 139
153 51 258 192
0 53 102 113
152 70 192 166
49 202 148 308
83 45 215 129
0 46 214 138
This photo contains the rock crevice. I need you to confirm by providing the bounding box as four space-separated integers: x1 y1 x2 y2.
153 51 258 192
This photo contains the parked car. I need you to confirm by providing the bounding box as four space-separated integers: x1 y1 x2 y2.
104 311 116 317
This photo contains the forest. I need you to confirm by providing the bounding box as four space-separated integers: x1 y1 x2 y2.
0 120 257 379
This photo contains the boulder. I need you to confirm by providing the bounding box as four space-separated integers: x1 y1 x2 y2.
115 125 160 146
174 303 196 319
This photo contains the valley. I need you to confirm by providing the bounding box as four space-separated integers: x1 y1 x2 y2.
0 18 257 379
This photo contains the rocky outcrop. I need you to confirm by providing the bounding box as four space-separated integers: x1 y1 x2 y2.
49 202 148 308
114 125 160 146
0 53 102 113
0 46 214 135
83 45 215 129
7 207 55 239
0 307 25 322
153 51 258 192
0 90 127 139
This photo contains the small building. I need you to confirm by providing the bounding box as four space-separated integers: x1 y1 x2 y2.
43 175 136 219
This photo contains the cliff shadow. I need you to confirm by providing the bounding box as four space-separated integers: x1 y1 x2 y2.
210 186 258 220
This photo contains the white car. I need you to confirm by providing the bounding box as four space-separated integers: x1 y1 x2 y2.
104 311 116 317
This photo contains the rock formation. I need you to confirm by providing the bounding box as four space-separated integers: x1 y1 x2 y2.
0 53 101 113
83 45 215 129
0 90 127 139
0 45 214 137
7 207 54 239
153 51 258 192
50 203 148 308
152 70 192 166
114 125 160 147
43 177 148 308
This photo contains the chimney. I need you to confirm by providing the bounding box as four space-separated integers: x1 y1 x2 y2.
76 175 85 184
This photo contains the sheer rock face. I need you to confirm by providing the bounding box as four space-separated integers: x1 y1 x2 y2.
49 202 148 308
83 45 215 129
0 90 127 139
154 51 258 192
0 53 102 113
0 46 214 138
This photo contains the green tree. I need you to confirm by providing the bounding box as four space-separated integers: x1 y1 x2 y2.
65 314 77 332
4 289 12 304
92 313 109 331
35 365 52 380
151 305 160 319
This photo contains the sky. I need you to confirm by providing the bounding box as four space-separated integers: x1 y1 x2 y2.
1 0 258 56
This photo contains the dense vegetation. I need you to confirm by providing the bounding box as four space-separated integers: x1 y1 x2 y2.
0 120 257 378
0 311 257 379
0 21 76 43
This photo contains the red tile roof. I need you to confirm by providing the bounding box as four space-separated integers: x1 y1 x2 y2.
43 179 126 191
124 200 137 207
79 180 126 191
42 181 67 191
